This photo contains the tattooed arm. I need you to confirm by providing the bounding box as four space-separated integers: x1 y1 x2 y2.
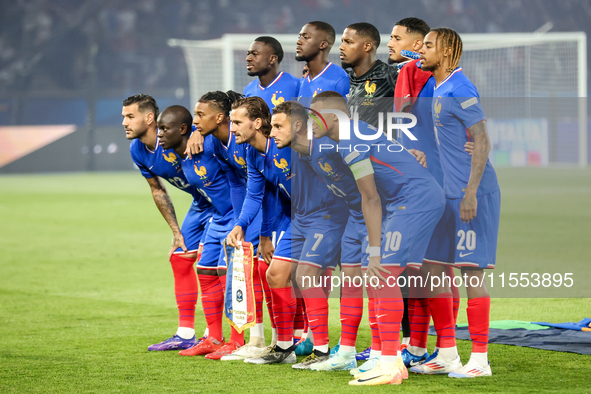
146 176 188 257
461 120 491 223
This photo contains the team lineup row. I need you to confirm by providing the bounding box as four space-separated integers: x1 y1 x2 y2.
121 17 500 386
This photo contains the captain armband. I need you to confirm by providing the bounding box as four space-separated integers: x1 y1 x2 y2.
350 159 374 180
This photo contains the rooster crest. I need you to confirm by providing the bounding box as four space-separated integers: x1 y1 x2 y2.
234 154 246 167
163 152 178 164
364 80 377 96
273 158 289 172
434 98 442 117
271 94 285 107
194 165 207 179
318 161 333 174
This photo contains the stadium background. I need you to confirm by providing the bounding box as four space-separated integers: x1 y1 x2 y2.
1 0 590 392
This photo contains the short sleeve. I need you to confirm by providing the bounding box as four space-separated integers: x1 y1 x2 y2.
335 76 351 98
129 143 153 179
451 83 486 130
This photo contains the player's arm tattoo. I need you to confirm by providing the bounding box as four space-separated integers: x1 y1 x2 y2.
465 120 491 194
146 177 182 235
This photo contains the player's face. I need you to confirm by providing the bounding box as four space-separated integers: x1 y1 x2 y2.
339 28 364 69
387 25 423 63
309 101 334 139
296 24 323 62
122 104 149 140
270 113 291 149
418 31 439 72
246 41 274 77
156 113 184 151
193 102 219 136
231 107 257 145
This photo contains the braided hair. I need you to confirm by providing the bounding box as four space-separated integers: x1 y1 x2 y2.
431 27 463 73
198 90 244 117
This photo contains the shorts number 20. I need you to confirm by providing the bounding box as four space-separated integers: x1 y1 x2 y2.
457 230 476 251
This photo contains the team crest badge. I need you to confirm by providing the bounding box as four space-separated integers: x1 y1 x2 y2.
364 80 376 97
273 157 290 173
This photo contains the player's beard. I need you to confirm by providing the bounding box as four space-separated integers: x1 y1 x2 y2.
247 67 269 77
341 60 353 69
387 57 395 65
295 53 309 62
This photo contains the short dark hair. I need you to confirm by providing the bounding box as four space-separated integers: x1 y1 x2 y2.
395 17 431 37
123 94 159 119
311 90 348 110
198 90 243 117
308 21 336 46
231 97 272 137
273 100 308 125
254 36 284 64
347 22 381 49
160 105 193 129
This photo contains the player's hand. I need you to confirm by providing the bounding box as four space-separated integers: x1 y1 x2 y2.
409 149 427 168
184 131 205 159
226 225 245 248
169 232 188 259
259 236 275 265
464 142 475 156
460 192 477 223
367 256 390 289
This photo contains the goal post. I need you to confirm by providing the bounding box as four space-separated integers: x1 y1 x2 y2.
169 32 587 167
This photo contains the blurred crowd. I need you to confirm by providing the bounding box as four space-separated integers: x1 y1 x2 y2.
0 0 590 93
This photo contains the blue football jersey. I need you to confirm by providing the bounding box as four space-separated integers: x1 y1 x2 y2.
306 136 363 220
243 71 301 110
291 151 347 218
396 76 444 187
298 62 350 100
181 135 245 217
432 68 499 198
338 120 445 215
130 138 210 208
236 138 292 235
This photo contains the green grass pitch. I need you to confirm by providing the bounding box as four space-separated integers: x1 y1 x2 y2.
1 168 590 393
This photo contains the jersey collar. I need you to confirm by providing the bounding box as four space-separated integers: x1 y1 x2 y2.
259 71 284 90
307 62 333 82
435 67 462 90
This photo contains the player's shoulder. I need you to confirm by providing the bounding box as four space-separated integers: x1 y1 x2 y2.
448 69 479 97
321 62 348 80
129 138 146 159
280 71 300 84
243 79 259 96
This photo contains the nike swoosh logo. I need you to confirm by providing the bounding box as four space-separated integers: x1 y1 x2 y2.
382 253 397 258
306 253 320 257
340 318 347 321
309 319 319 323
376 314 386 319
459 252 474 258
358 374 384 383
148 166 154 170
409 359 424 367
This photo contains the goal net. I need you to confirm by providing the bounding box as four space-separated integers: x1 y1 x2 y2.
169 32 587 167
